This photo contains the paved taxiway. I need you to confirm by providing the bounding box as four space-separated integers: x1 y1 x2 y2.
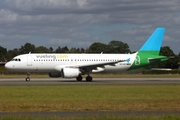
0 78 180 85
0 111 180 118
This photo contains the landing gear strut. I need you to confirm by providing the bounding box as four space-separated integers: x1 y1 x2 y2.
26 72 30 82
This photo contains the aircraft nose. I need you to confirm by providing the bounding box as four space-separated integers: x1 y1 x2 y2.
5 62 13 70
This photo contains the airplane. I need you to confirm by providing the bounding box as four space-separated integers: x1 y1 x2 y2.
5 28 168 82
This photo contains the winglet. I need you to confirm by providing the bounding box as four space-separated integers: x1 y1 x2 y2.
139 28 165 52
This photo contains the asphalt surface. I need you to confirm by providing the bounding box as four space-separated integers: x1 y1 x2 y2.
0 77 180 117
0 111 180 118
0 78 180 86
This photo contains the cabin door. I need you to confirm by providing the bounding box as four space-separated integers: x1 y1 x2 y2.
27 55 32 66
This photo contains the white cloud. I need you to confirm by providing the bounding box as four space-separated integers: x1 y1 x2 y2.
0 9 17 23
77 0 87 7
0 0 180 54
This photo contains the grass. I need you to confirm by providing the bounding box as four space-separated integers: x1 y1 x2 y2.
0 85 180 119
0 85 180 112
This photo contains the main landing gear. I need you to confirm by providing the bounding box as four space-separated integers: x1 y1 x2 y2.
86 76 92 82
26 72 30 82
76 75 93 82
76 75 83 81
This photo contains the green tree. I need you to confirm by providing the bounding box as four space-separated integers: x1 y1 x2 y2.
160 46 178 68
80 48 85 53
151 46 178 69
0 46 7 61
5 48 20 61
108 40 131 53
68 47 79 53
48 47 54 53
88 42 108 53
55 46 62 53
61 46 69 53
35 46 48 53
19 43 35 54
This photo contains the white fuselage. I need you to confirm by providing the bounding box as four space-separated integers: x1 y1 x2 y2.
5 53 137 73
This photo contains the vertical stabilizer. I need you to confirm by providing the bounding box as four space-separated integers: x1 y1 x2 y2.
139 28 165 54
128 28 167 70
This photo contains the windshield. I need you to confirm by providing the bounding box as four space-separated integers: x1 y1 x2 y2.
11 58 21 61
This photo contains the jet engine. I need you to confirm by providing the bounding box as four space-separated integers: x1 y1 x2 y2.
61 68 80 78
49 72 61 78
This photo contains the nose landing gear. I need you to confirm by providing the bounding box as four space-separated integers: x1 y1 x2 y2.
26 72 30 82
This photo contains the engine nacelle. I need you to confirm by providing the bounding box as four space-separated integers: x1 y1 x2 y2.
61 68 80 78
49 72 61 78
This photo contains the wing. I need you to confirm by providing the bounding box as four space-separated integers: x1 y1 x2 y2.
75 60 125 73
54 59 126 74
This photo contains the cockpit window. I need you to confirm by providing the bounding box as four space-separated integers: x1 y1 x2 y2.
11 58 21 62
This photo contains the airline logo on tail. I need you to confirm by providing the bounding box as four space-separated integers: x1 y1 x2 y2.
135 55 140 66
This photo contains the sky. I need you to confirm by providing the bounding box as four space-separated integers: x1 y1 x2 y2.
0 0 180 54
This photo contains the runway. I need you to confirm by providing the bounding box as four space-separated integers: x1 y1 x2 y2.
0 78 180 86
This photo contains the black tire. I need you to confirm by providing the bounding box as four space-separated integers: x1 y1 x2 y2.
26 77 30 82
76 75 83 81
86 76 92 82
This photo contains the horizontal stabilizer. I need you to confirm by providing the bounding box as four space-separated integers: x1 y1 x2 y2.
148 57 168 63
148 58 162 62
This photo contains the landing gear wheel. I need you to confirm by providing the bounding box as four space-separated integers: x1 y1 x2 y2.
26 77 30 82
26 72 31 82
86 76 92 82
76 75 83 81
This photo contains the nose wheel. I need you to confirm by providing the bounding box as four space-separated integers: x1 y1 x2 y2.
26 72 30 82
26 77 30 82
